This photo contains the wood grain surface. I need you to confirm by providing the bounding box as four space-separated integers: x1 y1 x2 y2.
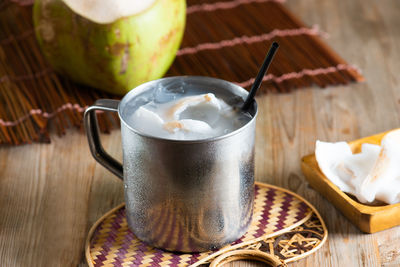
1 0 400 266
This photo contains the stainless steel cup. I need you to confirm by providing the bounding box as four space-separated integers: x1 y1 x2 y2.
84 76 257 252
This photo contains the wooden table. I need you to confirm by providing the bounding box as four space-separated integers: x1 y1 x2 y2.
1 0 400 266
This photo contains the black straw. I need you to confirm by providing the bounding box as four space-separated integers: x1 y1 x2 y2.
242 42 279 111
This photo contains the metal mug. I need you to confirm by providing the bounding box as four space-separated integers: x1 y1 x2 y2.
84 76 258 252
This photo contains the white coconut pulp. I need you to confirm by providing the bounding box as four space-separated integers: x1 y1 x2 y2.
315 129 400 205
129 93 252 140
62 0 157 24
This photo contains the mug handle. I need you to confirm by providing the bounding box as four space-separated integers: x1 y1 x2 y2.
84 99 123 180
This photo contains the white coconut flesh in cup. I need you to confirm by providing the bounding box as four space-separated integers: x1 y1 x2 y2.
130 93 251 140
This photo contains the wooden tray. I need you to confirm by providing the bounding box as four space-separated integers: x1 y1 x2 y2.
301 130 400 233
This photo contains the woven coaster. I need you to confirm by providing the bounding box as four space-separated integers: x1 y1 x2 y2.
85 182 327 266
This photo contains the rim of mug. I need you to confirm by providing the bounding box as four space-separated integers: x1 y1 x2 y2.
118 76 258 143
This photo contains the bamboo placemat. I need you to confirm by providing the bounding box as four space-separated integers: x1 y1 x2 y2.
86 182 327 266
0 0 364 145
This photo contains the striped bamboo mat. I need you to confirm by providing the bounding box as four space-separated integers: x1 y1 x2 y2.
0 0 364 145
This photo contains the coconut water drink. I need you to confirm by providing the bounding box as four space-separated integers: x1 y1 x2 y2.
127 82 253 140
85 76 257 252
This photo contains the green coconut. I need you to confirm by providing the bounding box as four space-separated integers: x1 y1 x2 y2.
33 0 186 95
